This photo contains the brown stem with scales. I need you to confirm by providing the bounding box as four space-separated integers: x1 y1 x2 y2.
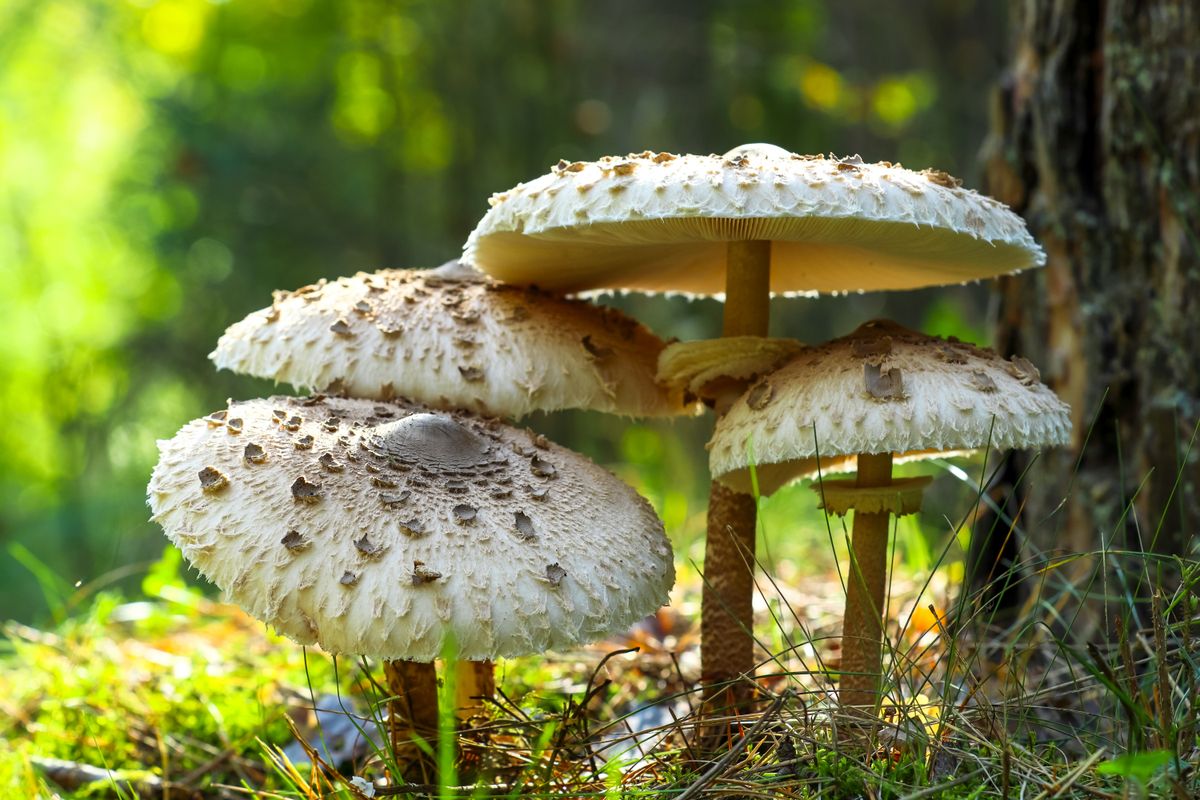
455 659 495 721
700 241 771 734
838 452 894 714
383 659 439 781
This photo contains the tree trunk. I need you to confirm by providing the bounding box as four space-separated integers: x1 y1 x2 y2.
982 1 1200 605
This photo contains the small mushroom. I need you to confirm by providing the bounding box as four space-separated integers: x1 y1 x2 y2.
710 320 1070 713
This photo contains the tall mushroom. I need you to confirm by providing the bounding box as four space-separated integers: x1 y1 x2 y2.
210 261 693 715
148 395 674 776
464 145 1045 717
708 320 1070 713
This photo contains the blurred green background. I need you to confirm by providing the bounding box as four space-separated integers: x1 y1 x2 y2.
1 0 1007 623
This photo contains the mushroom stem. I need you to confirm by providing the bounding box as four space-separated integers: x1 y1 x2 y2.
384 659 439 779
722 241 772 338
455 659 495 721
700 240 771 723
838 452 894 714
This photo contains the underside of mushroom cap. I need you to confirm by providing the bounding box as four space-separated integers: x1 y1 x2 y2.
210 263 693 419
465 147 1045 297
709 319 1071 495
148 396 675 661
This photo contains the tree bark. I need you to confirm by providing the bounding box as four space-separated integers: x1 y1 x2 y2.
982 1 1200 600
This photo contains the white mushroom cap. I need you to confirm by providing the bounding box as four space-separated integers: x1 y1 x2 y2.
148 396 675 661
211 262 691 419
709 320 1071 495
464 146 1044 296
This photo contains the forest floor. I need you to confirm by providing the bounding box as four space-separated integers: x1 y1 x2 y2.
2 545 1197 799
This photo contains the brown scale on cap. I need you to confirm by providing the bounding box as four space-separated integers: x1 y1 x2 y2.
380 490 410 507
376 320 403 337
244 443 267 464
581 334 614 359
354 534 385 558
198 466 229 493
1006 356 1041 385
921 168 963 189
411 562 442 584
281 530 309 552
545 563 567 586
936 345 968 365
530 455 556 479
226 418 244 434
514 511 536 540
291 476 322 503
399 520 427 538
864 363 904 400
746 381 773 411
851 336 893 359
970 371 999 393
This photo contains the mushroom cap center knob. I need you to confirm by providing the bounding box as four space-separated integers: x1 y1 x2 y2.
370 413 491 471
721 142 792 161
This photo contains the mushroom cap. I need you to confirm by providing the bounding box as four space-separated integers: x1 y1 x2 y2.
148 396 675 661
211 262 691 419
464 145 1045 296
709 320 1071 495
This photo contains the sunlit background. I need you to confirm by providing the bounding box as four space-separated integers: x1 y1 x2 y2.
2 0 1008 622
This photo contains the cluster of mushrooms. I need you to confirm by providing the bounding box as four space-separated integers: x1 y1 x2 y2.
149 143 1071 771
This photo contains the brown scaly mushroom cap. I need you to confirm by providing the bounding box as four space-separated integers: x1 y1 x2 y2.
709 320 1071 495
211 261 692 419
148 396 675 662
464 144 1045 296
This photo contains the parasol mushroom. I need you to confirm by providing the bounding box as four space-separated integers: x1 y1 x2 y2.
464 144 1046 717
709 320 1070 713
148 395 674 775
210 261 693 715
